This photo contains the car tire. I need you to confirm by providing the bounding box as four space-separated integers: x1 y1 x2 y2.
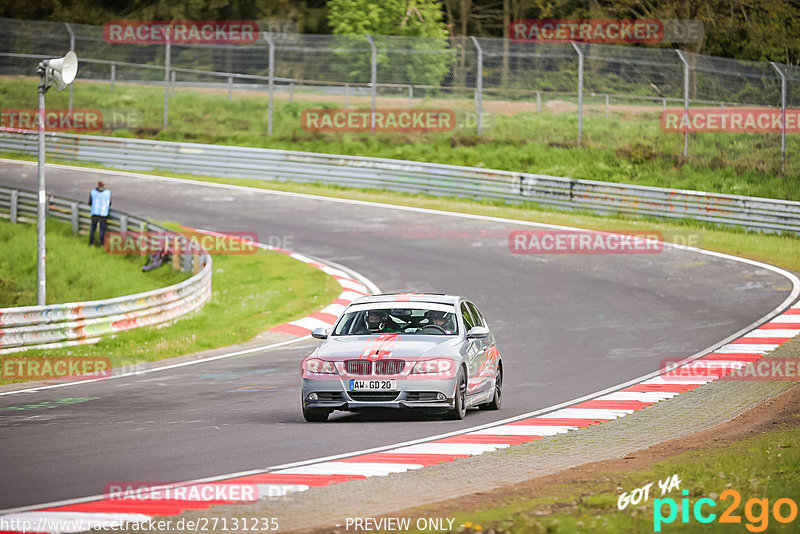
302 406 330 422
446 368 467 420
479 369 502 411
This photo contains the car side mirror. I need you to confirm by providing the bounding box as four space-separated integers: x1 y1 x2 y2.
467 326 490 339
311 327 329 340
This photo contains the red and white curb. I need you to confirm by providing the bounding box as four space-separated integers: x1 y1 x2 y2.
3 301 798 533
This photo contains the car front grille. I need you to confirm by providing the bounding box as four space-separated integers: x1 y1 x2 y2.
344 359 406 375
344 360 372 375
374 360 405 375
349 391 399 402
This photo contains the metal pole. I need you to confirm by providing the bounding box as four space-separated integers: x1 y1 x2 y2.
171 70 176 95
365 34 377 132
470 36 483 136
344 84 350 108
408 85 413 107
571 42 583 144
37 80 47 305
65 23 75 115
771 62 787 174
266 33 274 136
675 50 690 159
163 39 170 130
605 94 609 120
110 63 115 91
228 76 233 101
289 81 294 103
537 91 541 113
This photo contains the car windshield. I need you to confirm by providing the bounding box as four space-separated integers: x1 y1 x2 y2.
333 303 458 336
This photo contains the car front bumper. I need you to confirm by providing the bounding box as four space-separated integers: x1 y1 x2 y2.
302 377 457 411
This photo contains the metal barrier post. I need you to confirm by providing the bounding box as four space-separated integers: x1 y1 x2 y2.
537 92 541 113
344 83 349 107
675 50 690 159
470 36 483 136
408 85 413 107
605 94 609 119
10 190 18 223
365 34 377 132
70 202 79 233
571 42 583 144
110 63 115 91
228 76 233 101
119 214 128 233
771 62 787 174
289 81 294 103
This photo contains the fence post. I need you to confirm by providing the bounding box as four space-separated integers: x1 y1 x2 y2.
289 81 294 103
770 62 787 174
537 91 541 113
163 40 171 130
119 214 128 233
265 32 274 136
171 70 176 95
65 23 75 115
344 83 350 107
408 85 413 107
571 42 583 144
70 202 79 233
470 36 483 136
675 50 690 160
110 63 116 91
605 94 609 120
365 34 377 132
10 190 18 223
228 76 233 101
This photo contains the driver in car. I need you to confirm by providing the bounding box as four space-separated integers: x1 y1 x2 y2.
425 310 455 334
364 309 401 333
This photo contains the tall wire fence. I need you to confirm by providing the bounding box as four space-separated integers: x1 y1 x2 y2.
0 17 798 175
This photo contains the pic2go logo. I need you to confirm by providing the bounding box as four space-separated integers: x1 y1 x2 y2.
654 489 798 532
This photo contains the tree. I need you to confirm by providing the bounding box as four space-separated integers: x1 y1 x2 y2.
328 0 454 86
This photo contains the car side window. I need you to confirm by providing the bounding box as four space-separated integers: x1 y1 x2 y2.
461 302 476 331
467 302 486 327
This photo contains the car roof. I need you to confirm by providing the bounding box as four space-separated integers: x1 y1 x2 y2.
350 293 462 306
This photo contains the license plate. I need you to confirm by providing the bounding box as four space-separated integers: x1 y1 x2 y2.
349 379 397 391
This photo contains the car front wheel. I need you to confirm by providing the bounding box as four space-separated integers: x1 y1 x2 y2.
302 406 330 422
446 368 467 420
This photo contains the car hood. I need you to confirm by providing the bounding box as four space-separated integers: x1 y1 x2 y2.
312 335 460 360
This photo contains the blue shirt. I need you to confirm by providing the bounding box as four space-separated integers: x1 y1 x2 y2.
90 188 111 216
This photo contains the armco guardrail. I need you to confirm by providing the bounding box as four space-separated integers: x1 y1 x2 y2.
1 130 800 235
0 186 212 354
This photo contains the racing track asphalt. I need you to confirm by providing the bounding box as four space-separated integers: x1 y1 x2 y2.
0 160 794 510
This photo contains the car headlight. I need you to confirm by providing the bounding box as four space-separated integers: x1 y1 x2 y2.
305 358 338 374
411 358 453 374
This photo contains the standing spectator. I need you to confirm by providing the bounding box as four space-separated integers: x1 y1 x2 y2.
88 181 111 246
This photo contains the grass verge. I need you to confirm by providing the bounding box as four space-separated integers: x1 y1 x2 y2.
0 220 341 385
1 76 798 199
0 217 188 306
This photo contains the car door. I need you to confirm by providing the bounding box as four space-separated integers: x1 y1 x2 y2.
460 301 486 396
466 301 496 394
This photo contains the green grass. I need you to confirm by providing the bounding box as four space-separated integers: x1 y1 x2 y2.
0 217 188 306
0 218 342 384
406 420 800 533
2 76 799 200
